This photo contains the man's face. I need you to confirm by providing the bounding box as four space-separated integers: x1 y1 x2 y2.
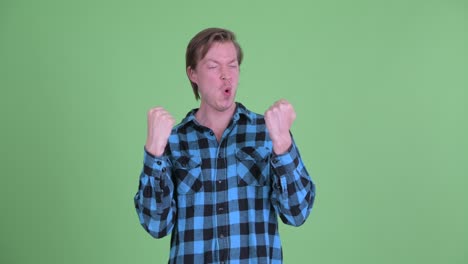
188 42 240 113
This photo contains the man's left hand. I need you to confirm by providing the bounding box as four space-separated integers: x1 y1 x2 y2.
264 99 296 155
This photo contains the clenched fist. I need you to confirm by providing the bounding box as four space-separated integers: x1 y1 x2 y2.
264 99 297 155
145 107 175 157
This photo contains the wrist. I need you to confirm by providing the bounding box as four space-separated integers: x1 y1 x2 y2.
145 142 166 157
272 136 292 155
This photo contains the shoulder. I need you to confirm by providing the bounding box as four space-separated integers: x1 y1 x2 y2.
169 108 198 135
237 103 265 125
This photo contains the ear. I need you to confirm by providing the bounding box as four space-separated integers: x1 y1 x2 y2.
187 66 198 84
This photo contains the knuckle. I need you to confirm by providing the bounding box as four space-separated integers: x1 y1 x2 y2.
148 106 164 115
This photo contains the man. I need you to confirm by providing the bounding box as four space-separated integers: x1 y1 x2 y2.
134 28 315 263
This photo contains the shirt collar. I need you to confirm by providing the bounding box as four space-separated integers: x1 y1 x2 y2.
177 102 252 131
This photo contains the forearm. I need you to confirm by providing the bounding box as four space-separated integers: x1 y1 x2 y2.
270 143 316 226
134 150 176 238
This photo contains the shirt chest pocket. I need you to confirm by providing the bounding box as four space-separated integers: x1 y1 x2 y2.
173 155 203 194
236 146 271 187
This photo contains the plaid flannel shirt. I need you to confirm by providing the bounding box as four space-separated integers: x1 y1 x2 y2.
134 103 315 263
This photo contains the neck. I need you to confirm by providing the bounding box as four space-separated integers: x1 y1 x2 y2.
195 103 236 141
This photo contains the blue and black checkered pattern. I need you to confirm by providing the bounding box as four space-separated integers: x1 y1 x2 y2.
134 103 315 263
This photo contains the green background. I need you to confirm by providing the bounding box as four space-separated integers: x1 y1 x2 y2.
1 0 467 263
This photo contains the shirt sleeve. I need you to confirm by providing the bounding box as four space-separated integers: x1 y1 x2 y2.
270 141 316 226
134 148 176 238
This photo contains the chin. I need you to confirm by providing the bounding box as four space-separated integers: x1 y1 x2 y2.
218 101 235 112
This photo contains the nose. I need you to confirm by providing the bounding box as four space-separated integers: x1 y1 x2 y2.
221 74 230 81
220 67 231 81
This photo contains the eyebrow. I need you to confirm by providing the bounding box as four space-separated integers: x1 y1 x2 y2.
205 58 237 64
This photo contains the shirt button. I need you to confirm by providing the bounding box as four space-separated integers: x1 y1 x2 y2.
209 131 214 136
156 161 162 165
219 234 224 238
218 180 222 184
162 167 166 172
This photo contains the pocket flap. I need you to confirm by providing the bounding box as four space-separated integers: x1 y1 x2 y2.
174 155 201 169
236 146 270 161
172 155 202 194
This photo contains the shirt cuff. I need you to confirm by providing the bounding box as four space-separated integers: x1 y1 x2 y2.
270 143 298 171
143 147 170 178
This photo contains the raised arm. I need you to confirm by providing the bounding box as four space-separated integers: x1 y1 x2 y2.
134 107 176 238
265 100 316 226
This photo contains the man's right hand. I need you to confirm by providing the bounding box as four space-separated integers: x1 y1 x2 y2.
145 107 175 157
